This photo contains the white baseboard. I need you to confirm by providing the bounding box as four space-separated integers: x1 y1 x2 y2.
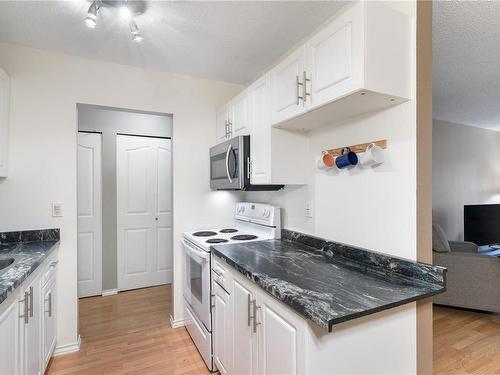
53 335 81 356
102 289 118 297
170 314 188 328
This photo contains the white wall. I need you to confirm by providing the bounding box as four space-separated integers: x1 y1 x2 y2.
432 119 500 241
0 43 243 349
246 2 418 373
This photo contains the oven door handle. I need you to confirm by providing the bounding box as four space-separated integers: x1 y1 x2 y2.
225 144 233 184
183 239 210 261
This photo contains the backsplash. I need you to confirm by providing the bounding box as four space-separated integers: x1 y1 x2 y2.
0 228 60 244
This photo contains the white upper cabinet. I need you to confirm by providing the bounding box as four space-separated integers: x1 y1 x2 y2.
216 103 231 144
274 2 410 130
231 90 250 137
215 90 250 144
248 74 271 185
306 4 363 109
0 67 10 177
269 46 307 125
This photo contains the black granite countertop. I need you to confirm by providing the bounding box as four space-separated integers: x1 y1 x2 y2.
211 230 446 332
0 229 60 305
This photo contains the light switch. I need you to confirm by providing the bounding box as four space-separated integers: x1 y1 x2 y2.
52 202 63 217
305 202 313 218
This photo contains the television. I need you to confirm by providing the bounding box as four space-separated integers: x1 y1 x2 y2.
464 204 500 245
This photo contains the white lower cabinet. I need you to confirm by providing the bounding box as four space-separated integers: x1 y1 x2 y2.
0 251 58 375
212 281 232 375
212 255 305 375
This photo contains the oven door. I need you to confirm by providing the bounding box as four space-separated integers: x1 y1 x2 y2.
210 136 245 190
182 238 211 331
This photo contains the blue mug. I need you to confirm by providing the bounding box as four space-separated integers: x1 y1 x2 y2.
335 148 358 169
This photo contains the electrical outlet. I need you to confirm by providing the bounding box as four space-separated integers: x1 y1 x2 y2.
305 202 313 218
52 202 63 217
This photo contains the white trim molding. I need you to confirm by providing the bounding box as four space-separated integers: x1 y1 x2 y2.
53 335 81 356
101 289 118 297
170 314 189 328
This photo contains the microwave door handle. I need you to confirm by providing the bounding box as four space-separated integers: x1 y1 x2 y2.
225 144 233 184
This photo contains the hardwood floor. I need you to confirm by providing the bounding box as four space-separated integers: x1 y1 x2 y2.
47 285 211 375
434 305 500 374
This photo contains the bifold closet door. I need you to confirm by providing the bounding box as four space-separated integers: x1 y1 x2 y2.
116 135 172 291
77 132 103 298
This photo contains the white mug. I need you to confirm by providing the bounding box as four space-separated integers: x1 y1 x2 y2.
359 143 384 167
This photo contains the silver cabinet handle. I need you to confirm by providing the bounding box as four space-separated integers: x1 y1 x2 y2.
296 75 304 105
29 286 34 318
19 291 29 324
225 144 233 184
303 71 311 105
45 292 52 317
228 120 233 138
247 294 252 327
253 300 261 333
225 119 229 138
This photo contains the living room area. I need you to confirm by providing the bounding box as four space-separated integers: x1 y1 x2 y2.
432 2 500 373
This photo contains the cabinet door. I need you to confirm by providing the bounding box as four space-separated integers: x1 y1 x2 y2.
41 276 57 371
0 67 9 177
270 46 307 125
231 90 250 137
213 281 232 375
23 280 41 375
232 277 258 375
248 74 271 185
257 291 305 375
0 299 20 375
216 104 230 144
306 2 363 109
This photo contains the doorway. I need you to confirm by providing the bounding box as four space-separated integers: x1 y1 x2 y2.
76 105 172 298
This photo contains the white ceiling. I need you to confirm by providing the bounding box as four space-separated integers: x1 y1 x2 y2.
0 1 347 84
433 1 500 131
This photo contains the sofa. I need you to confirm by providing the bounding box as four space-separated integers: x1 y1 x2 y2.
432 223 500 313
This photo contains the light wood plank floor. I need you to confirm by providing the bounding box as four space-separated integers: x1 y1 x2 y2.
47 285 211 375
434 306 500 375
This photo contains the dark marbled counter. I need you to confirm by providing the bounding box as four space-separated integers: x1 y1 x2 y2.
0 229 60 305
211 229 446 332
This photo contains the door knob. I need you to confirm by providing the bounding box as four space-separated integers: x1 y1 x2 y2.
155 217 158 221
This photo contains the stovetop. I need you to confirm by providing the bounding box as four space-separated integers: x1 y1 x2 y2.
183 202 281 251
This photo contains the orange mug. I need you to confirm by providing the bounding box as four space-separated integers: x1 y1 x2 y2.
317 151 335 169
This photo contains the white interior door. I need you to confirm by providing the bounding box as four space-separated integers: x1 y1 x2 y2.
77 132 102 298
117 135 172 291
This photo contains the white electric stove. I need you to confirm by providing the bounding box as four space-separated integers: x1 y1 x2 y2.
182 202 281 371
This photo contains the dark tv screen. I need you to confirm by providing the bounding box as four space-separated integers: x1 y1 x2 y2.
464 204 500 245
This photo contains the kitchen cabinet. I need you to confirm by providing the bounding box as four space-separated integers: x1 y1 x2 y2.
269 46 307 125
212 255 306 375
257 289 305 375
0 297 21 375
41 265 58 372
0 251 58 375
274 2 410 131
215 91 250 144
22 279 41 375
212 281 232 375
0 67 10 177
232 277 257 375
216 103 231 143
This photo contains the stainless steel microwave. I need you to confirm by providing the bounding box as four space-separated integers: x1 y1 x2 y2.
209 135 283 191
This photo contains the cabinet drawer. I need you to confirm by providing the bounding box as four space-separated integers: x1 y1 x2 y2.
212 256 232 294
41 255 58 287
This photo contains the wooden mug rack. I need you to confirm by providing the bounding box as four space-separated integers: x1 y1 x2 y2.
324 139 387 157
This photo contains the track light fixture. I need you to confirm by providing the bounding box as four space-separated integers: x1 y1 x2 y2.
84 1 144 42
129 20 144 42
84 0 101 29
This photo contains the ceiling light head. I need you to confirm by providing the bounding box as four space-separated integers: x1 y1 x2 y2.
132 33 144 43
120 6 131 20
129 20 143 42
85 1 101 28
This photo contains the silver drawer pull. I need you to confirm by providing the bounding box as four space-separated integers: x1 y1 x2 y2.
19 291 29 324
44 292 52 317
29 286 34 317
